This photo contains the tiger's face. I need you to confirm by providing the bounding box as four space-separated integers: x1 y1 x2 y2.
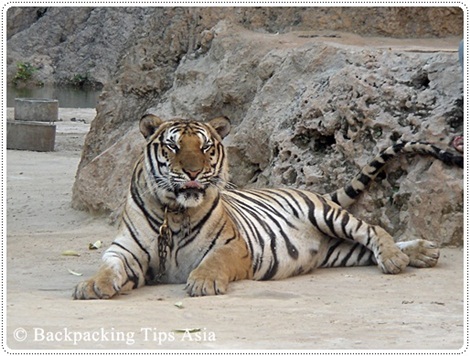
139 114 231 208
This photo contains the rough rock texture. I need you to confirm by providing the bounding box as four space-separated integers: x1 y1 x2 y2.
7 7 463 87
7 7 146 87
7 8 464 245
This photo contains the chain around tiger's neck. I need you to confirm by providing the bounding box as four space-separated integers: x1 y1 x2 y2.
154 206 172 283
153 204 192 283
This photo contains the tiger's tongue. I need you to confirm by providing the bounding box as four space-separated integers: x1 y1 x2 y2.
183 181 204 189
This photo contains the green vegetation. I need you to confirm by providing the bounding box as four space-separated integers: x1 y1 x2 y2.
13 62 38 85
69 72 93 88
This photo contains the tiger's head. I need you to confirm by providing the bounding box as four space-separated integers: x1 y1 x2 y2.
139 114 231 209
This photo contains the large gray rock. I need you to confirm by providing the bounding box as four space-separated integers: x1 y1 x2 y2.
7 7 146 86
7 7 463 87
72 22 463 246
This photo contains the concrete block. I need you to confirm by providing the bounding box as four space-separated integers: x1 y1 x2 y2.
14 98 59 122
7 120 56 152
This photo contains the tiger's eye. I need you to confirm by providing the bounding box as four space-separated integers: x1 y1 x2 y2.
202 142 213 152
165 142 178 152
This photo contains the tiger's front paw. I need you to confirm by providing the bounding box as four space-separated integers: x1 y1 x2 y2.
185 268 229 297
73 265 123 300
377 246 410 274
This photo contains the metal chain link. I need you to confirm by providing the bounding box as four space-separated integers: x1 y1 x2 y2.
154 207 172 283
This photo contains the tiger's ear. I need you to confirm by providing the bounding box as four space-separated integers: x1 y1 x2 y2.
140 114 164 139
208 116 231 139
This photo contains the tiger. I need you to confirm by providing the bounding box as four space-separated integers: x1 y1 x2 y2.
73 115 463 299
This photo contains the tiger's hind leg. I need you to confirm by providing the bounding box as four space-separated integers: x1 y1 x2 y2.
301 193 409 274
319 238 439 269
319 238 376 268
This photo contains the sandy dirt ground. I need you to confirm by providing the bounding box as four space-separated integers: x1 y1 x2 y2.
5 108 466 351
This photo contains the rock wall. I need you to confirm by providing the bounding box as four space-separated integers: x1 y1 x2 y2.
7 7 464 246
7 7 463 87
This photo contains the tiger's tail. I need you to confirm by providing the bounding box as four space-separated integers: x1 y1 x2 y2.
324 141 463 208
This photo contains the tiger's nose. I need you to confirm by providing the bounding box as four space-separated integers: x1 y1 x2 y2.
183 168 202 180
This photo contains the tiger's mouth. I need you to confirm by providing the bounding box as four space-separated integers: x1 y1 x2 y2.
182 181 205 190
172 180 208 207
175 180 206 196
